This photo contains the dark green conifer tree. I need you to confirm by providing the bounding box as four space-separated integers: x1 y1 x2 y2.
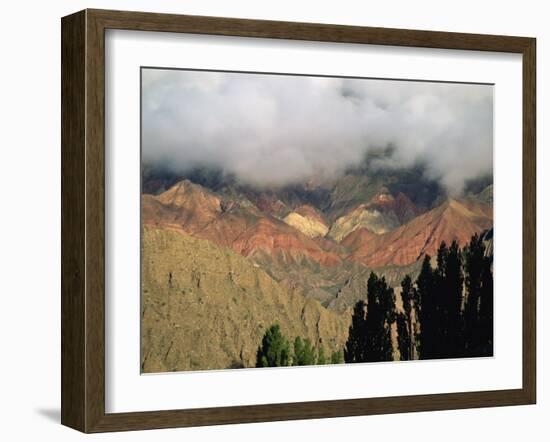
364 272 384 362
416 254 436 359
400 274 415 360
463 233 493 356
435 241 449 355
432 240 464 358
344 299 367 363
364 272 395 362
330 349 344 364
415 234 492 361
463 234 484 356
256 324 291 367
396 313 410 361
445 240 464 357
317 346 326 365
293 337 316 366
344 272 396 363
478 253 494 356
378 276 396 361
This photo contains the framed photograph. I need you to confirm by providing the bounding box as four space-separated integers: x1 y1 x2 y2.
61 9 536 433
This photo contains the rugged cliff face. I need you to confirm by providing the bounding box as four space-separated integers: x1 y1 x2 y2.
141 226 350 373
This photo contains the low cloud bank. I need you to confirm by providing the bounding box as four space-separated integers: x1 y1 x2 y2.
142 69 493 194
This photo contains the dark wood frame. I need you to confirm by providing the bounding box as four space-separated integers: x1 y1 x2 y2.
61 8 536 433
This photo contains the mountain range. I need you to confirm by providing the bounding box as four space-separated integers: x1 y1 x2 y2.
141 166 493 371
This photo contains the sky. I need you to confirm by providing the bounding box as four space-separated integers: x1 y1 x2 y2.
141 68 493 195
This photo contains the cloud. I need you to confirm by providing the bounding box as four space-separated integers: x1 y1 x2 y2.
142 69 493 194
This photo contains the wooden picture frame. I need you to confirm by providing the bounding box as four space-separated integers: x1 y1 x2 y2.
61 9 536 433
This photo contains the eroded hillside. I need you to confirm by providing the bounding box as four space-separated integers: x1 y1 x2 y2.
141 226 350 373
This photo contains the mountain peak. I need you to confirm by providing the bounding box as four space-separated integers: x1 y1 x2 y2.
347 198 492 267
144 173 492 271
157 179 221 210
164 179 204 196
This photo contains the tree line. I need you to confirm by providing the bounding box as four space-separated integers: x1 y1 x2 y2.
255 324 344 368
345 232 493 363
255 232 493 367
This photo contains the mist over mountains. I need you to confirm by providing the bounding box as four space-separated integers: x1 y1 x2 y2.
142 69 493 195
143 150 491 214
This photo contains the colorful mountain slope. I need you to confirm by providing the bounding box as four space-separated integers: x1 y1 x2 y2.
347 199 493 267
143 181 341 267
329 190 419 241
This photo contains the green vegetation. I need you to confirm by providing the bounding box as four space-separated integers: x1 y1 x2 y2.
257 232 493 369
398 275 414 360
329 349 344 364
344 273 396 363
255 325 344 368
343 232 493 363
141 226 348 373
417 240 464 359
463 234 494 356
415 234 493 359
343 299 367 363
256 324 292 367
317 347 326 365
293 337 317 366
